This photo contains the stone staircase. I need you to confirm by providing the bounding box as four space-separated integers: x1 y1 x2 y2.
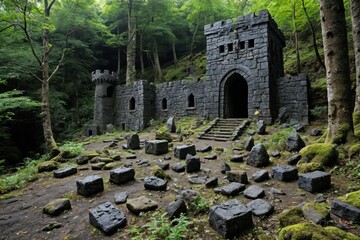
199 118 250 141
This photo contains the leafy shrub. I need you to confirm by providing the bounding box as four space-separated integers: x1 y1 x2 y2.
189 196 209 214
263 127 293 151
310 106 327 120
59 141 84 157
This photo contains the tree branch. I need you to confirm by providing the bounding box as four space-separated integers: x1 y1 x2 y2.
0 25 14 33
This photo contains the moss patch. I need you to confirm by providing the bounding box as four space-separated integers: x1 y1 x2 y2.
277 207 305 228
155 129 172 142
297 143 338 173
338 190 360 208
279 222 359 240
349 144 360 157
353 111 360 137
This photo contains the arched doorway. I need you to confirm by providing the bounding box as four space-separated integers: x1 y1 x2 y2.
223 73 248 118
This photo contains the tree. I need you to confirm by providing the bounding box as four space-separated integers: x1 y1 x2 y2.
126 0 137 84
319 0 353 143
351 0 360 135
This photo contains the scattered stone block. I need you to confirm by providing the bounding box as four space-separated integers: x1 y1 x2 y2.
89 202 126 235
136 159 150 166
270 150 281 158
256 120 267 135
53 166 77 178
144 176 167 190
247 144 269 167
204 154 217 160
244 136 254 151
103 162 122 170
298 171 331 193
186 154 201 173
171 163 186 172
219 182 245 196
272 166 298 182
302 202 330 225
295 124 305 132
145 140 169 155
246 199 274 216
110 167 135 185
226 170 248 184
209 200 253 239
287 154 302 165
156 161 169 170
221 162 231 174
151 165 171 180
76 155 89 165
167 199 187 219
177 189 200 202
188 176 208 184
252 170 269 182
42 222 63 231
77 175 104 196
91 162 106 170
43 198 71 216
127 133 140 150
126 155 137 159
205 177 218 188
97 157 113 163
244 185 265 199
38 161 58 173
167 116 176 133
287 130 305 152
269 187 285 195
331 199 360 222
114 192 129 204
126 196 158 215
174 145 196 159
197 145 212 153
230 155 243 162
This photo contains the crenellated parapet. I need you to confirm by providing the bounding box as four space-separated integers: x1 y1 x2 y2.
92 70 117 84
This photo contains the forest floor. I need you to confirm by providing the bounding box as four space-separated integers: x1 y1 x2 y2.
0 122 360 240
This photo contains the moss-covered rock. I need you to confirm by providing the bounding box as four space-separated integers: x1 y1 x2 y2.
302 201 330 225
277 207 305 228
155 129 173 142
279 222 359 240
38 161 59 173
349 144 360 157
297 143 338 173
43 198 71 216
151 165 171 180
353 111 360 137
338 190 360 208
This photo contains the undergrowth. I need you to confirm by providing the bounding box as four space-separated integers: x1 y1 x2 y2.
331 157 360 191
261 127 293 151
60 141 84 156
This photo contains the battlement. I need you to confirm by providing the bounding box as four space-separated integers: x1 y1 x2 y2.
92 70 117 84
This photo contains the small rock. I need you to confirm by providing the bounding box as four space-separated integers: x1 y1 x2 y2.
167 117 176 133
247 144 269 167
311 129 321 136
220 182 246 196
298 171 331 193
287 130 305 152
244 136 255 151
144 176 167 191
287 154 302 165
226 170 248 184
177 189 200 202
126 155 137 159
221 162 231 174
272 166 298 182
186 154 201 173
126 196 158 215
43 198 71 216
197 146 212 153
243 185 265 199
174 145 196 159
110 167 135 184
205 177 218 188
145 140 169 155
127 133 140 150
114 192 129 204
257 120 267 135
230 155 243 162
76 155 89 165
302 202 330 225
295 124 305 132
204 154 217 160
171 163 186 172
53 166 77 178
91 162 106 170
167 199 187 219
247 199 274 216
136 159 150 166
269 187 285 195
164 155 172 160
188 176 208 184
252 170 269 182
38 161 58 173
270 150 281 158
103 162 122 170
77 175 104 196
42 222 63 231
156 162 169 170
151 165 171 180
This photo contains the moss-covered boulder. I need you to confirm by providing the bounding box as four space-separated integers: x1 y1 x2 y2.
302 201 330 225
349 144 360 157
43 198 71 216
155 129 173 142
277 207 305 228
297 143 338 173
151 165 171 180
279 222 359 240
338 190 360 208
38 161 59 172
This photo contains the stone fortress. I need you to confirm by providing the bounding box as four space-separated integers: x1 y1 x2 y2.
88 10 308 135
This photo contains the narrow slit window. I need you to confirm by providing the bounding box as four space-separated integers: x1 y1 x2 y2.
240 41 245 49
187 94 195 108
162 98 168 110
219 45 225 53
228 43 233 52
107 86 113 97
129 97 135 110
248 39 255 48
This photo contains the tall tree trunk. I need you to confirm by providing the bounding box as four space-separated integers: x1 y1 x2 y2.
153 40 163 81
190 13 200 58
319 0 353 144
139 31 145 76
41 0 57 151
172 39 178 66
292 2 301 74
351 0 360 136
126 0 136 84
116 25 121 80
302 0 326 71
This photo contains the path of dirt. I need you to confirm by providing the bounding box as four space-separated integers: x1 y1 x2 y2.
0 131 359 239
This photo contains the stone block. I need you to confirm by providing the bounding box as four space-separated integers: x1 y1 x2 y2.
110 167 135 184
246 199 274 216
331 199 360 222
145 140 169 155
252 170 269 182
186 154 201 173
174 145 196 159
298 171 331 193
127 133 140 150
272 166 298 182
244 185 265 199
89 202 126 235
167 199 187 219
126 196 158 215
209 200 253 238
144 176 167 191
226 170 248 184
247 144 269 167
77 175 104 197
43 198 71 216
53 166 77 178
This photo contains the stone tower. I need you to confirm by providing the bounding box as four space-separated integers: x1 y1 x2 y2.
92 70 117 133
204 10 286 122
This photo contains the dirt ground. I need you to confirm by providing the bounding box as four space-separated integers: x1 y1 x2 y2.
0 130 359 240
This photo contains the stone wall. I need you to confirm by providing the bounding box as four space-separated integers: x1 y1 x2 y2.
276 74 309 123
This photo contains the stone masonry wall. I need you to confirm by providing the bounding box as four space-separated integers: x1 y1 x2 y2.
276 74 309 123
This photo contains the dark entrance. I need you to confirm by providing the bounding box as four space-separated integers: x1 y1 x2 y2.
224 73 248 118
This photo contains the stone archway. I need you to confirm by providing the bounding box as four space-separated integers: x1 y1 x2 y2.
223 73 248 118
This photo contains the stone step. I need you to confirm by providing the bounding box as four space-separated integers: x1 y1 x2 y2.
203 133 233 138
200 136 229 141
199 118 249 141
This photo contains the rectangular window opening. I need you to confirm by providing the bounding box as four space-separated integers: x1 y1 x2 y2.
219 45 225 53
240 41 245 50
248 39 255 48
228 43 233 52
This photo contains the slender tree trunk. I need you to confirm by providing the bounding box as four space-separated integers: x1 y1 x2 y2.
292 2 301 74
126 0 136 84
190 13 200 58
172 39 178 66
319 0 353 143
302 0 326 71
351 0 360 136
116 25 121 80
153 40 163 81
139 32 145 76
41 1 57 151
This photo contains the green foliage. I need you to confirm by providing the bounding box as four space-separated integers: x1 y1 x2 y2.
59 142 84 156
127 212 193 240
262 127 293 151
310 106 327 120
338 190 360 208
0 156 46 194
332 159 360 191
189 196 209 214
